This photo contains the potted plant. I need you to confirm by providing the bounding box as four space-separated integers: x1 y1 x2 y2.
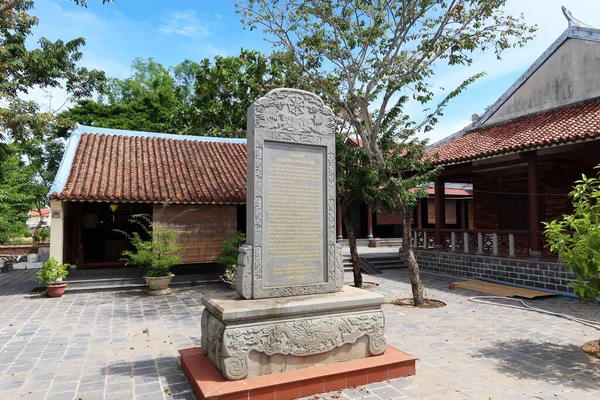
117 209 190 296
217 230 246 289
36 257 69 297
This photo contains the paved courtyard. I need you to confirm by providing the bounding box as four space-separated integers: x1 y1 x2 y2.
1 268 599 400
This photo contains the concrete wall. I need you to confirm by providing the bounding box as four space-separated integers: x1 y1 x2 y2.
49 200 64 264
486 39 600 125
415 250 577 294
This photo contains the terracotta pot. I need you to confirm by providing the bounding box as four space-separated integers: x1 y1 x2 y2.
47 283 67 298
144 274 174 296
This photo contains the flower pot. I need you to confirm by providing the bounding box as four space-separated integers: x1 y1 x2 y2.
220 275 236 290
47 283 67 298
144 274 174 296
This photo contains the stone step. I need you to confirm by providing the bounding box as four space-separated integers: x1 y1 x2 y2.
64 274 222 293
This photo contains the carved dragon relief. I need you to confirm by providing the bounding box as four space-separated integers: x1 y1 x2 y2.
254 89 335 135
203 310 387 381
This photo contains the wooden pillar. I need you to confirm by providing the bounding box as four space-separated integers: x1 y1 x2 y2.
434 177 445 249
460 199 467 229
366 206 373 239
528 155 541 258
416 199 422 229
336 201 343 241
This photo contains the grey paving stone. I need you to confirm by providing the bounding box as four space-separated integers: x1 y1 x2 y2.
0 269 599 400
48 380 79 394
135 381 163 394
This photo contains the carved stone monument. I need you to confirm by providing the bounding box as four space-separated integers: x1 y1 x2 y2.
200 89 387 381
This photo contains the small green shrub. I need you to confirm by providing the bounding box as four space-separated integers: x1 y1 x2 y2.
37 228 50 242
217 230 246 284
116 206 192 278
544 166 600 304
37 257 69 285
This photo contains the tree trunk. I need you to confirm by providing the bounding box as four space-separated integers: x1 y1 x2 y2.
342 207 362 288
399 203 424 306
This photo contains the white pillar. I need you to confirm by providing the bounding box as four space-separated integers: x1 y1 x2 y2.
423 232 428 249
509 233 516 257
478 232 483 254
493 233 499 256
463 232 469 253
451 232 456 252
49 200 64 264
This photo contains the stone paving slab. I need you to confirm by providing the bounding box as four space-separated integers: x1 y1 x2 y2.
0 269 599 400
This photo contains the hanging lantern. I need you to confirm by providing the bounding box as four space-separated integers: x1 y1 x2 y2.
109 203 118 222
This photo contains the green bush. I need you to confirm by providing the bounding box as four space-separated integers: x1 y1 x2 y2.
544 166 600 303
116 207 192 278
37 257 69 285
37 228 50 242
217 230 246 284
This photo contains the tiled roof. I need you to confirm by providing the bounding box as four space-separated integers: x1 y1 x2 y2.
426 188 472 196
50 132 247 204
29 209 51 217
428 98 600 166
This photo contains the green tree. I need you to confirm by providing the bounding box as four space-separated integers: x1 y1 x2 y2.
238 0 536 305
0 149 36 243
0 0 110 239
188 49 309 137
544 167 600 304
61 50 309 137
62 58 183 133
0 0 113 14
336 133 381 287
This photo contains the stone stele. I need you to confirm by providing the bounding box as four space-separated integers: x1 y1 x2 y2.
200 89 387 381
237 88 343 300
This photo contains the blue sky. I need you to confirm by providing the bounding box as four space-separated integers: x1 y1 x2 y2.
25 0 600 144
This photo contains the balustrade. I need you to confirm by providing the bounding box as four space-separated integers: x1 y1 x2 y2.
412 228 554 260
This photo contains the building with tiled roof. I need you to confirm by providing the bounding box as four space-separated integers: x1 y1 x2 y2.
48 126 247 267
418 7 600 269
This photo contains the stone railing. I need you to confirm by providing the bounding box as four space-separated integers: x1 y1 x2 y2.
413 229 551 259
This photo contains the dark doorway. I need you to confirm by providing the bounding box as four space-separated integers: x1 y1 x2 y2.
80 202 152 266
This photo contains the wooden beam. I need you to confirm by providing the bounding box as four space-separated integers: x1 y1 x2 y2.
527 154 542 258
434 177 445 249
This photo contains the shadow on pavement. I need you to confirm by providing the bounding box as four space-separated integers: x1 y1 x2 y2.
474 339 600 390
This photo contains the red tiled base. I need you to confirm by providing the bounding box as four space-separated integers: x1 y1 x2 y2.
179 346 417 400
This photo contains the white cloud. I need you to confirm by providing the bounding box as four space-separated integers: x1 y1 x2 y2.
159 10 210 37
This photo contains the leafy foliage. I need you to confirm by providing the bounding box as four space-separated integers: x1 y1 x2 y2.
59 50 308 137
0 0 109 240
544 167 600 303
116 207 193 277
36 257 69 285
237 0 536 306
0 149 37 243
217 230 247 284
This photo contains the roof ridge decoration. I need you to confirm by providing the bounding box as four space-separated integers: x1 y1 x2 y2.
469 7 600 130
561 6 594 29
75 124 247 144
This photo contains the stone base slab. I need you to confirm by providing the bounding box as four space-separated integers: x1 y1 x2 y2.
180 346 416 400
200 286 387 380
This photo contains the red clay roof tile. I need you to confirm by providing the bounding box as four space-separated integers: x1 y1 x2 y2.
428 98 600 165
51 133 247 204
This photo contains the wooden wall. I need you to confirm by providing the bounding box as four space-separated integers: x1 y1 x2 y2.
153 204 237 264
426 199 458 225
471 162 594 231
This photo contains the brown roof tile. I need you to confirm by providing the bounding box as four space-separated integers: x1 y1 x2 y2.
428 98 600 165
51 132 247 204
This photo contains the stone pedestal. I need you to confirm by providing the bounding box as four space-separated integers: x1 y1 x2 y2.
201 286 387 381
